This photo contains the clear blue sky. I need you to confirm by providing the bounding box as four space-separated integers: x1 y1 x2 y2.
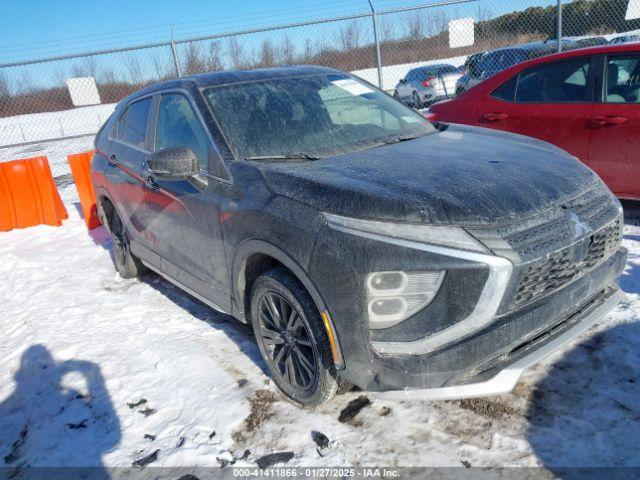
0 0 557 63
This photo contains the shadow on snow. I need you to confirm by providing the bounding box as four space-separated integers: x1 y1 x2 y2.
0 345 119 476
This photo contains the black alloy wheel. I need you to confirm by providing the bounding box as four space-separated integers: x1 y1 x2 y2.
250 268 346 407
257 291 319 396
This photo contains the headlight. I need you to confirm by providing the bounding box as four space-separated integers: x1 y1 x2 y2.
367 271 445 329
322 212 488 253
322 212 513 353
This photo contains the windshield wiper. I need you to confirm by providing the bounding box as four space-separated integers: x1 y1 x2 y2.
245 153 320 161
381 134 423 145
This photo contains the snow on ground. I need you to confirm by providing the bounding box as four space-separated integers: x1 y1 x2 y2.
1 205 640 471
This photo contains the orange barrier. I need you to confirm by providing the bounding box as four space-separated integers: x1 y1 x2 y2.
68 150 100 230
0 156 68 232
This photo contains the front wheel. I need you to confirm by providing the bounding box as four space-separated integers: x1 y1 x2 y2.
250 268 342 407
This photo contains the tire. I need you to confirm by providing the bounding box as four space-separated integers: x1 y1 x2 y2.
393 90 400 100
412 91 422 108
250 267 342 407
108 209 147 279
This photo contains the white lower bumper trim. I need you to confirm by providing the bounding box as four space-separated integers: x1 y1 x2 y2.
374 288 624 402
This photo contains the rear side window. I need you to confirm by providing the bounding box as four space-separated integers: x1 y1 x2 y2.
514 57 592 103
605 54 640 103
113 97 151 148
491 75 518 102
155 93 211 172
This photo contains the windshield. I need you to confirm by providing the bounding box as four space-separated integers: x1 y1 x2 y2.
204 73 434 160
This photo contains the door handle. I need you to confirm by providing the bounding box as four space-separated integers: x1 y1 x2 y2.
482 112 509 122
590 115 628 126
145 176 159 191
108 154 118 166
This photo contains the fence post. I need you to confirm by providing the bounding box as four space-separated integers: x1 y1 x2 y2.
171 39 182 77
557 0 563 52
368 0 384 90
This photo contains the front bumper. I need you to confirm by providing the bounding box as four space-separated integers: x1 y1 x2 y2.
375 285 623 401
361 247 626 392
309 213 626 396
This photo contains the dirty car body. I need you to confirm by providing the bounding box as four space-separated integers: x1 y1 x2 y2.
91 66 626 406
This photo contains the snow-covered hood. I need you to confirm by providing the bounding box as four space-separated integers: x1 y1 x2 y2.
259 124 600 227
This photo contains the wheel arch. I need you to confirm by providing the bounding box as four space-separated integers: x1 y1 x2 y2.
231 239 344 368
95 187 117 233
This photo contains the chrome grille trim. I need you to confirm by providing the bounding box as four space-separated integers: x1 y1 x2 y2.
510 218 621 310
469 182 623 313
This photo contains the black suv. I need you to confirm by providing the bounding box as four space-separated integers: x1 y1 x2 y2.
91 66 626 406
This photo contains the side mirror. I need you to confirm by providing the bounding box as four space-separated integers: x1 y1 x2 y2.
399 78 406 84
147 146 199 181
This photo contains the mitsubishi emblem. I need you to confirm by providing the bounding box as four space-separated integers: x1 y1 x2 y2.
564 210 593 266
565 211 592 239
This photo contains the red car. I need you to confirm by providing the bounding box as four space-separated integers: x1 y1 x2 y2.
429 43 640 200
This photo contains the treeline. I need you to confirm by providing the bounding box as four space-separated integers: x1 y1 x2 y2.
0 0 636 118
0 79 137 119
484 0 640 38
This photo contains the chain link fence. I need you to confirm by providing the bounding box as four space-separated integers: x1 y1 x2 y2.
0 0 638 204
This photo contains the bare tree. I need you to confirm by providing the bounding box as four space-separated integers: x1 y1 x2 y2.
67 57 98 79
84 56 99 78
228 36 247 69
206 40 224 71
259 39 277 67
426 10 451 36
302 39 315 63
0 70 12 111
53 68 68 87
124 54 144 85
280 34 296 65
100 68 117 84
476 3 493 23
0 70 12 101
404 12 425 39
338 19 361 51
380 16 396 42
183 42 206 75
71 63 85 78
17 71 35 94
151 53 170 80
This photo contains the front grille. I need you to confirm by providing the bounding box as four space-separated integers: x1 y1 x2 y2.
469 182 622 312
512 219 621 309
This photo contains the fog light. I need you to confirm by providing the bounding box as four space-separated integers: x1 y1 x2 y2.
368 272 407 293
370 297 407 317
367 271 445 329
